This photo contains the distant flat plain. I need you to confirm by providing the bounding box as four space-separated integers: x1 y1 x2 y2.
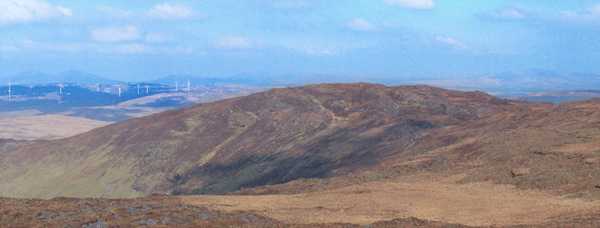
0 86 265 141
0 110 110 140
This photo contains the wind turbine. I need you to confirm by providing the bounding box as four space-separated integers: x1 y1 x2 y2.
145 85 150 94
58 83 64 96
118 85 122 97
137 84 141 96
7 81 12 102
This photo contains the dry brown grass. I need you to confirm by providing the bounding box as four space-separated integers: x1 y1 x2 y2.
0 114 109 140
181 178 600 226
553 141 600 155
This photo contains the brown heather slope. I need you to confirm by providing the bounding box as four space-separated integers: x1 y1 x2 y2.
0 139 31 154
3 83 600 202
0 83 517 198
182 179 600 226
1 196 478 228
7 83 600 226
0 196 283 228
236 98 600 199
0 191 600 228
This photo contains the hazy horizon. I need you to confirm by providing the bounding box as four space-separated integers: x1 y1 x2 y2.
3 0 600 92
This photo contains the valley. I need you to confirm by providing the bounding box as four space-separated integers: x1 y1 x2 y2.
0 80 265 141
0 112 109 140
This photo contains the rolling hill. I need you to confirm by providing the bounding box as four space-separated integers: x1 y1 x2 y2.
1 83 600 200
5 83 600 226
0 83 505 198
0 84 569 198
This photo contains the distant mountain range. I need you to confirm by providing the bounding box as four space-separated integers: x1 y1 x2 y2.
4 69 600 96
1 71 121 85
490 70 600 92
0 80 265 122
150 74 276 87
0 84 165 113
409 70 600 94
515 90 600 104
1 71 278 88
0 70 271 116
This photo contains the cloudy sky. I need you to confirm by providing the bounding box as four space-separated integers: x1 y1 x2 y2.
1 0 600 83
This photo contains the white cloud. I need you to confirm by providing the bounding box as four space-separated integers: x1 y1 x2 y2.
8 39 85 53
99 43 195 55
91 26 140 43
292 46 338 56
145 33 168 43
0 0 72 25
148 3 194 20
435 36 467 49
270 0 310 9
96 43 193 55
283 39 372 56
97 6 132 18
215 36 253 50
112 43 147 54
384 0 434 10
347 18 376 32
490 7 527 20
591 4 600 15
561 4 600 22
3 39 193 55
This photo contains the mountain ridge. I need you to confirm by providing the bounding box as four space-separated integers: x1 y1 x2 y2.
2 83 600 200
1 70 121 85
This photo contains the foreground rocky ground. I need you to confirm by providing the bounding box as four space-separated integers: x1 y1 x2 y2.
0 196 284 227
0 196 474 227
184 177 599 226
3 194 600 227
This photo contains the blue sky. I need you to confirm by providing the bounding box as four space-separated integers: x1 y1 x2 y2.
2 0 600 86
